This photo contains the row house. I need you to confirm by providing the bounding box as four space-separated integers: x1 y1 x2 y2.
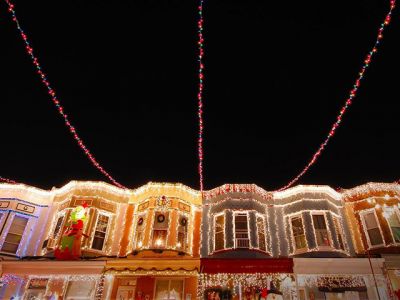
0 181 399 299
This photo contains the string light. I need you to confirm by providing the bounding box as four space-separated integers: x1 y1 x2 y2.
4 0 126 189
0 176 17 184
197 0 205 193
277 0 397 191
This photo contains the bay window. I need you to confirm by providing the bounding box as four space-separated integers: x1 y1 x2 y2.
91 214 109 251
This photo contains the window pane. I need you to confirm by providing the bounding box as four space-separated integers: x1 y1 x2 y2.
152 229 167 248
235 215 248 230
155 280 169 300
53 216 64 237
235 214 249 248
257 217 266 251
368 228 383 245
291 217 304 236
387 213 400 227
333 217 345 250
215 232 224 251
295 235 307 249
2 216 28 253
65 280 96 299
215 215 225 251
364 212 378 229
315 230 330 246
215 215 224 232
169 280 183 300
313 215 327 230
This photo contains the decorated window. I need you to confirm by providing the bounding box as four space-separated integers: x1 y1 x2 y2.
290 216 306 251
152 211 169 248
155 279 184 300
333 216 345 250
1 215 28 254
177 215 188 252
256 216 267 252
386 209 400 243
214 214 225 251
361 211 384 246
65 279 96 299
312 214 331 247
234 213 249 248
91 214 109 251
134 214 146 249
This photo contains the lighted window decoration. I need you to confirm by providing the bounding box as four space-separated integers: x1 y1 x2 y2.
332 216 345 250
361 210 384 247
234 213 250 249
290 216 307 251
312 214 331 247
152 212 169 248
386 208 400 243
177 215 188 251
1 215 28 254
155 279 184 300
134 215 146 249
214 214 225 251
256 215 267 252
91 214 109 251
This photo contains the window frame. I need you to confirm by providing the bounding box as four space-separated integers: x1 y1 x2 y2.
311 212 332 249
385 207 400 245
151 211 170 249
359 209 385 248
133 213 146 250
1 213 29 254
233 212 250 249
213 212 225 252
177 213 189 252
90 211 111 252
255 214 267 252
289 214 308 253
153 278 185 300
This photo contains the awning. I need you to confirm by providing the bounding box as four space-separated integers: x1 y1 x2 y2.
201 258 293 274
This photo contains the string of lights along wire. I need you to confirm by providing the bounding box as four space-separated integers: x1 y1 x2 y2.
197 0 205 194
4 0 126 189
276 0 396 191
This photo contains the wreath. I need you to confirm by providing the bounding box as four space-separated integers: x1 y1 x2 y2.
157 214 165 223
180 217 187 226
137 217 144 226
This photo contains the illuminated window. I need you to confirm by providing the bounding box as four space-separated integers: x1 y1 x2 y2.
312 214 331 247
152 212 169 248
256 216 267 252
361 211 384 246
25 278 48 299
65 279 96 299
386 210 400 243
177 215 188 251
91 214 109 251
234 213 249 248
155 279 184 300
1 215 28 254
214 214 225 251
134 215 145 249
290 216 306 251
333 216 345 250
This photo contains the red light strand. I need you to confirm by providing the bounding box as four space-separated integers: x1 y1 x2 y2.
4 0 126 189
277 0 396 192
197 0 205 193
0 176 17 184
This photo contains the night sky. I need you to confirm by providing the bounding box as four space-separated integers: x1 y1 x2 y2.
1 0 399 191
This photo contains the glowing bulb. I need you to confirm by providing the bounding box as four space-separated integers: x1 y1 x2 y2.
177 242 182 248
138 241 143 248
156 239 162 246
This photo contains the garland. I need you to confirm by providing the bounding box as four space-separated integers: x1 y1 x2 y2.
4 0 126 189
277 0 396 191
197 0 205 193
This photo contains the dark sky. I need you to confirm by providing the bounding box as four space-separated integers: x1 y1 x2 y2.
1 0 399 191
